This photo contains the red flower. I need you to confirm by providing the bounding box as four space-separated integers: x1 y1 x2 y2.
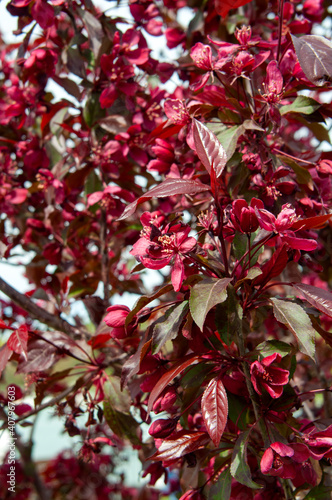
303 423 332 460
231 198 264 233
260 441 310 479
250 353 289 398
261 61 284 104
104 305 131 339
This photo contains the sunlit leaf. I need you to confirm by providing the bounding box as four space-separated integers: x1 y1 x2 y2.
280 96 321 116
201 377 228 446
291 34 332 86
7 325 29 361
293 283 332 318
16 345 58 373
256 340 292 358
190 278 231 331
149 431 209 461
270 298 315 360
118 178 210 220
193 119 227 177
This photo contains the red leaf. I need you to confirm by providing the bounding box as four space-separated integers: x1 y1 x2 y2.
193 119 227 178
147 354 202 414
0 343 12 377
7 325 29 360
215 0 254 18
201 377 228 446
149 431 209 461
16 345 58 373
291 34 332 87
291 213 331 231
311 319 332 349
253 244 289 287
293 283 332 318
118 179 209 221
148 120 183 142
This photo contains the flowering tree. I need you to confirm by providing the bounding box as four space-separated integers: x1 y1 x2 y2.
1 0 332 498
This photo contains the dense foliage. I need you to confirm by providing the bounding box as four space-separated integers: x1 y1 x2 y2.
1 0 332 498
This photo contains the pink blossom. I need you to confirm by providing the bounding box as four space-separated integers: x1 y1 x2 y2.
130 213 196 291
256 204 318 251
104 305 130 339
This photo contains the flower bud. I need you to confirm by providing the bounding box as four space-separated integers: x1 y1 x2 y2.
149 418 177 438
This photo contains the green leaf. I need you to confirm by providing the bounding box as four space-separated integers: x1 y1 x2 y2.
227 393 249 430
232 232 247 261
190 278 231 331
152 301 189 353
256 340 292 358
215 285 242 345
230 430 262 489
83 92 105 128
103 375 131 413
103 401 141 445
280 96 321 116
235 268 263 289
209 466 231 500
304 484 332 499
277 155 313 188
270 298 316 360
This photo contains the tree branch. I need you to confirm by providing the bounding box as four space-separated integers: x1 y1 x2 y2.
0 276 82 337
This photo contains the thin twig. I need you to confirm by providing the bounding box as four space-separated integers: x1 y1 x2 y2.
0 276 82 337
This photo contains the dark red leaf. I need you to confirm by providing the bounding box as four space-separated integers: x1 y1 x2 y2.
7 325 29 360
215 0 254 18
291 35 332 86
118 178 210 221
311 318 332 349
147 354 202 413
291 213 331 230
121 332 152 389
293 283 332 318
149 431 209 461
201 377 228 446
16 345 58 373
253 244 289 287
193 119 227 178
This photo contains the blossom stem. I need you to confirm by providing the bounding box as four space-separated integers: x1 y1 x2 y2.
231 233 273 278
236 320 270 447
